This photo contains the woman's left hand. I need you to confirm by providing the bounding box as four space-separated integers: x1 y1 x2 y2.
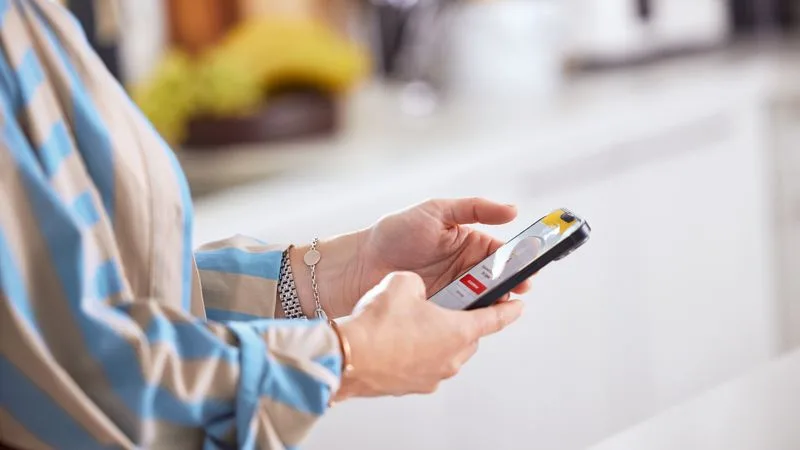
290 198 533 319
357 197 532 298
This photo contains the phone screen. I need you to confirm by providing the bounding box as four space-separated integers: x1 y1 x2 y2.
429 210 584 310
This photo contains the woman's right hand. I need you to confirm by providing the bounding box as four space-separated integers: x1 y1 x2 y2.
334 272 524 401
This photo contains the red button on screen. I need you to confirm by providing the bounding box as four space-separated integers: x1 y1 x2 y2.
460 274 487 295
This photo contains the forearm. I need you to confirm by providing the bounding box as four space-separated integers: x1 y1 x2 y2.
196 231 365 322
287 231 365 319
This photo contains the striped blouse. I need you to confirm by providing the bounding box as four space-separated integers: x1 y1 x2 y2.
0 1 342 448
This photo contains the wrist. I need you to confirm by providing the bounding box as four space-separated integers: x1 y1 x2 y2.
289 232 363 319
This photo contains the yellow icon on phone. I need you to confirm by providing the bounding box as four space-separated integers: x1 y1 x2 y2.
540 209 575 234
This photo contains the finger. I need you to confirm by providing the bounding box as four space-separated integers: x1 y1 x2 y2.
511 279 532 295
465 300 524 339
435 198 517 226
382 271 426 298
489 237 533 295
487 238 504 254
489 234 536 294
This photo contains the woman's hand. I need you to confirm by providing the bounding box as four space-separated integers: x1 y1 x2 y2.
288 198 532 319
333 271 524 400
356 197 531 298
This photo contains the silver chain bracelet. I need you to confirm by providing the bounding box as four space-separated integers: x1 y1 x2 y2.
303 237 327 321
277 239 327 321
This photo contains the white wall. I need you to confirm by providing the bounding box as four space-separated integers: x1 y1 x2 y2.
118 0 167 84
190 45 789 450
293 103 779 450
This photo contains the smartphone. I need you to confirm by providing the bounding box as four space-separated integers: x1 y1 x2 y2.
429 208 591 310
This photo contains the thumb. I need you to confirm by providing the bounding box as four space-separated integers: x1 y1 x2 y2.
466 300 524 339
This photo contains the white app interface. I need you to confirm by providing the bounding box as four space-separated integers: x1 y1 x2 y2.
429 217 579 310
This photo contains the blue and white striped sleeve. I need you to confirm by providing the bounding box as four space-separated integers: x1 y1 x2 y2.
195 236 288 323
0 1 344 448
0 88 344 450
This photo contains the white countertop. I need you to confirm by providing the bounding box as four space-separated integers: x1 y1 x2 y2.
590 349 800 450
185 45 800 449
190 46 792 247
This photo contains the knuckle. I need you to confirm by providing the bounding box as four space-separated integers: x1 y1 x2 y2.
400 271 420 281
422 382 440 394
494 311 506 331
394 271 425 291
385 271 412 286
391 271 414 281
468 309 503 338
423 198 447 215
423 197 442 207
381 272 426 300
489 309 504 333
444 361 460 379
464 345 479 363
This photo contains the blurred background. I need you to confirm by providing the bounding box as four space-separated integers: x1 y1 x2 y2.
62 0 800 448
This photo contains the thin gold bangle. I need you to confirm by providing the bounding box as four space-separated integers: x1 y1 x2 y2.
327 319 354 408
328 319 354 375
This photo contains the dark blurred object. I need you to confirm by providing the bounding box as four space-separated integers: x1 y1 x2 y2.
369 0 417 77
566 0 729 73
183 89 337 149
636 0 654 21
66 0 123 81
366 0 453 81
729 0 800 35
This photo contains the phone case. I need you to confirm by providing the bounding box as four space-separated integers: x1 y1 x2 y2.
460 210 591 310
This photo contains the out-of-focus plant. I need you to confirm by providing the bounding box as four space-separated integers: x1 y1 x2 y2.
131 18 370 146
130 50 198 144
193 48 263 117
